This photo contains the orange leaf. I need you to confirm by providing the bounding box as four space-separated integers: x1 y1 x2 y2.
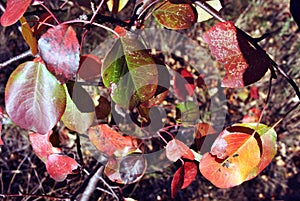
88 124 135 156
194 123 216 139
199 126 261 188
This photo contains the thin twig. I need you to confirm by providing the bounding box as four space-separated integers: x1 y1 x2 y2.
89 0 105 23
35 0 60 25
0 193 70 201
0 50 32 69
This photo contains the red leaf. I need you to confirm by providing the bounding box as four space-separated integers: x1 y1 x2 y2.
78 54 102 81
5 61 66 134
38 25 80 83
174 68 195 101
203 21 270 88
182 161 198 189
250 86 259 99
88 124 135 156
166 139 194 161
171 161 198 198
46 154 79 182
0 0 31 26
171 166 184 198
29 131 62 162
114 25 127 37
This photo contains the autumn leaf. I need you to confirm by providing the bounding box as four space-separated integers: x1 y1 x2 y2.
5 61 66 134
46 154 79 182
107 0 130 13
171 166 184 198
153 1 197 30
194 123 216 139
19 17 38 55
199 125 261 188
38 25 80 83
171 161 198 198
0 0 32 26
203 21 270 87
88 124 135 156
105 153 147 185
166 139 194 162
29 131 62 162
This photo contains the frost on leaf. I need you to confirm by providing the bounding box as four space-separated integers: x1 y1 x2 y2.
203 21 270 88
38 25 80 83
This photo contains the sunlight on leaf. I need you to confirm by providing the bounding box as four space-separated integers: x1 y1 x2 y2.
199 125 261 188
107 0 130 13
166 139 194 162
153 1 197 30
5 61 66 134
105 153 147 184
195 0 222 22
61 84 95 133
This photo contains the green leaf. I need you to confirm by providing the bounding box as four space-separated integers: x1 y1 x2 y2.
153 1 197 30
5 61 66 134
102 36 158 108
61 84 95 133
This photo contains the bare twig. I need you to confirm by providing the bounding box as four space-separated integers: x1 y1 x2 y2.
79 166 119 201
0 193 70 200
0 50 32 69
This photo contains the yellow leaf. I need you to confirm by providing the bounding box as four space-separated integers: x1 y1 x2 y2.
195 0 222 22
